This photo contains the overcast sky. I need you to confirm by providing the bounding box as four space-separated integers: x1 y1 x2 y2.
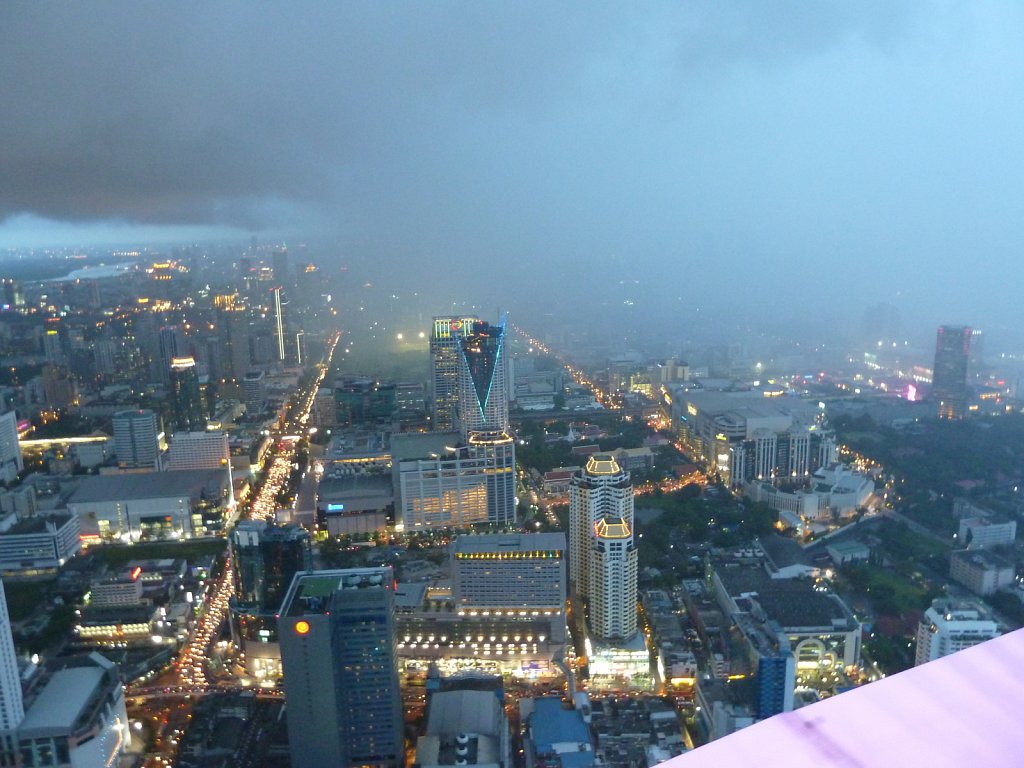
2 2 1023 342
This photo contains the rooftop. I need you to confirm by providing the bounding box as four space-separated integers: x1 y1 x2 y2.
717 567 857 631
19 666 105 733
530 697 592 754
453 532 566 555
281 567 393 616
3 513 75 536
69 468 228 503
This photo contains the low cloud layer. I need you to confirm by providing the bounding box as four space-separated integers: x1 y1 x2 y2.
2 2 1024 335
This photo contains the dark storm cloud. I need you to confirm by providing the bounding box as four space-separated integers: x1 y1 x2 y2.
0 1 923 226
3 2 1024 336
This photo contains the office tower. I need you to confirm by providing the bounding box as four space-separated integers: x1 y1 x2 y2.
272 286 286 361
279 569 404 768
113 409 162 470
569 454 637 643
914 598 1000 666
230 520 312 680
166 431 230 471
169 356 207 432
243 370 266 414
0 411 23 485
468 431 517 526
429 315 479 430
272 247 290 287
932 325 972 420
42 325 65 366
456 318 509 437
223 307 251 382
968 328 985 373
156 326 180 384
452 532 567 642
0 580 24 735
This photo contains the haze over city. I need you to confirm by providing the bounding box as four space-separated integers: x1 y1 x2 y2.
3 2 1024 343
4 4 1024 768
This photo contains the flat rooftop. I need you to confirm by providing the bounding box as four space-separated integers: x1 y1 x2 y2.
453 532 566 555
69 468 228 503
19 666 104 733
717 567 857 631
281 567 393 616
2 513 75 536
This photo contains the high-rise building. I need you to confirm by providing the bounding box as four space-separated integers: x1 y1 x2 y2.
0 580 24 736
230 520 312 680
468 431 517 526
914 598 1000 666
0 411 23 485
568 454 638 644
278 569 404 768
243 370 266 414
452 532 567 643
223 307 251 382
429 315 479 430
169 356 207 432
113 409 162 470
272 286 286 361
42 325 65 366
932 325 972 420
456 318 509 437
156 325 180 384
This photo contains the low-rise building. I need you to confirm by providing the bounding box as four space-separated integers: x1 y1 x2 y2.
9 653 131 768
958 517 1017 549
416 679 511 768
521 696 595 768
914 598 1000 666
826 539 871 567
67 468 232 541
0 513 80 577
950 549 1016 596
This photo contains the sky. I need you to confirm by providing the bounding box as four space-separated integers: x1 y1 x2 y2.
2 2 1024 344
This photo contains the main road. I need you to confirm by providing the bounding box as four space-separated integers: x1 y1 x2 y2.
129 330 341 695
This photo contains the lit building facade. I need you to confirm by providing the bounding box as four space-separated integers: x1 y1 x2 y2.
456 318 509 437
932 325 972 420
452 533 566 642
430 316 479 431
169 356 207 433
568 455 638 644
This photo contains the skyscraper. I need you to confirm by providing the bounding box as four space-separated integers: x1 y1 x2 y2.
113 409 161 470
429 315 478 430
156 325 180 384
0 411 23 485
272 286 286 361
169 356 207 433
568 454 638 643
456 318 509 437
278 569 404 768
0 580 24 736
932 325 972 420
230 520 312 680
